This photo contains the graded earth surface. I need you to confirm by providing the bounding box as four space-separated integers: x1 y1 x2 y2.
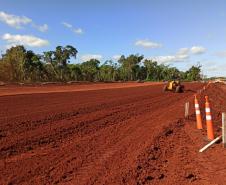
0 82 225 185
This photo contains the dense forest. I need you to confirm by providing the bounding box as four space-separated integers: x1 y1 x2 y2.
0 45 202 82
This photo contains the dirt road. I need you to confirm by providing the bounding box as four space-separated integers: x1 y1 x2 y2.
0 82 225 185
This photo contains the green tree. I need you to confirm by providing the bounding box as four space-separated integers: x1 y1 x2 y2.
185 65 202 81
143 59 158 80
43 45 78 81
80 59 100 81
118 54 144 81
23 51 47 81
0 45 203 83
99 60 117 81
68 64 82 81
1 45 26 81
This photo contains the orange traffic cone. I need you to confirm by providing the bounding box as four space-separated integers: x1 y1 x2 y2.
194 95 203 129
205 96 214 140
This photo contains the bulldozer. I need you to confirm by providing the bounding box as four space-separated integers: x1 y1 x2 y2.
163 80 184 93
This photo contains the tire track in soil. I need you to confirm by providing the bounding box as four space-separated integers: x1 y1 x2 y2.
0 83 204 185
131 120 212 185
53 85 203 185
0 83 182 158
1 91 187 185
0 92 167 159
0 86 164 133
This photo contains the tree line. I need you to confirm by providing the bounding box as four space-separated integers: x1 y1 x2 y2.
0 45 202 82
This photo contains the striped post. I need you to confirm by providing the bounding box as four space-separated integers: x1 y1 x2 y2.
223 113 226 148
194 95 203 129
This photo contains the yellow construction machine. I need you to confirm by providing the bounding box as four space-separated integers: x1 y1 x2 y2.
163 80 184 93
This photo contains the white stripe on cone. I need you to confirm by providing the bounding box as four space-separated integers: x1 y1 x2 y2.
205 108 210 112
206 115 212 120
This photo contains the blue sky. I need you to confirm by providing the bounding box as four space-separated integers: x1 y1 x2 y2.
0 0 226 77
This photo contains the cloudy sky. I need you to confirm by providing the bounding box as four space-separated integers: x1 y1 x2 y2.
0 0 226 77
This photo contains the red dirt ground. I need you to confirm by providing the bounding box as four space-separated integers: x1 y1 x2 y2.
0 82 160 97
0 82 225 185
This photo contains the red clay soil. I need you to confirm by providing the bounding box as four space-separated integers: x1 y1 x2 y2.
0 82 225 185
133 83 226 185
0 82 160 97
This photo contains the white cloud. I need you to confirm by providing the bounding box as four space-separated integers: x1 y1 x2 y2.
62 22 72 28
73 28 83 34
112 55 121 61
152 56 175 64
152 54 189 64
0 11 32 29
81 54 102 62
62 22 83 35
135 39 162 48
150 45 206 64
190 46 206 54
0 11 48 32
2 33 49 48
176 48 190 55
151 48 190 64
32 23 48 32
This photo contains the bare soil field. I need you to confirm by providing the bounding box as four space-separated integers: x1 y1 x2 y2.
0 82 160 97
0 82 225 185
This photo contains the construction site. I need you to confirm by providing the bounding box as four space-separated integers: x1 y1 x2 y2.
1 1 226 185
0 82 226 185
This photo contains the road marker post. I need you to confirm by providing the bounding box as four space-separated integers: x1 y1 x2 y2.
223 113 226 148
205 96 214 140
185 102 189 119
194 95 203 129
